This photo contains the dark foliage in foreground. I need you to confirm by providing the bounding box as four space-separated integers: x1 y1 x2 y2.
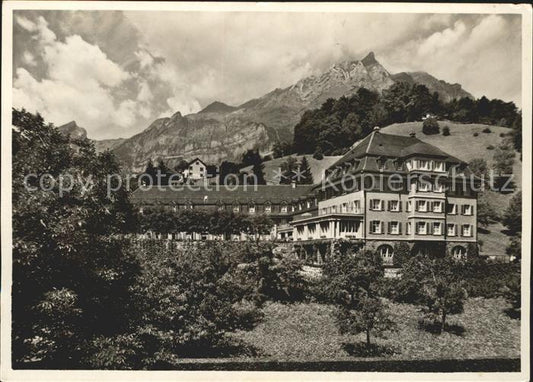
12 109 139 368
87 241 306 368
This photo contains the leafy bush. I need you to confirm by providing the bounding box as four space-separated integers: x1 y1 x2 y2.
482 127 492 133
460 262 520 299
392 242 411 267
235 243 307 303
88 241 265 369
487 145 495 150
442 126 450 136
499 132 507 138
422 117 440 135
473 132 479 137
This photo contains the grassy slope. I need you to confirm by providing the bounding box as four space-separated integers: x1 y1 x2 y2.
229 299 519 361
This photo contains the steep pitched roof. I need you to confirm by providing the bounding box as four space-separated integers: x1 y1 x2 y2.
329 130 463 170
188 157 207 166
131 184 314 205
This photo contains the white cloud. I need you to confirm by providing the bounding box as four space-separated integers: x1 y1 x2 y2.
16 16 37 32
43 35 130 88
384 14 521 106
135 49 154 69
113 100 138 128
166 94 201 115
13 16 138 138
22 51 37 66
137 81 153 102
13 11 522 140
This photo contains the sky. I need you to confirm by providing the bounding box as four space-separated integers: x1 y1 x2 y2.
12 10 522 140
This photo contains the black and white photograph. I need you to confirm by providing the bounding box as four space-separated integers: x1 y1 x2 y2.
1 2 531 380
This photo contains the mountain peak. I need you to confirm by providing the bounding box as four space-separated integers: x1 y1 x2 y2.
58 120 87 139
361 51 378 67
199 101 237 114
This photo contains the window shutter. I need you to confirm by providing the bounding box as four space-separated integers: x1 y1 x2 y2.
399 201 402 212
387 201 391 211
388 222 391 234
380 221 384 234
461 205 466 215
380 200 384 211
461 224 464 236
399 223 402 235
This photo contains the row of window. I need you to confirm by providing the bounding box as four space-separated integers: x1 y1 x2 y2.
405 159 446 172
369 220 473 237
413 181 445 193
320 200 362 215
369 199 473 215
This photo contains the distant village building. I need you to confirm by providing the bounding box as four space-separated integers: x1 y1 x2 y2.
131 128 479 264
183 157 208 180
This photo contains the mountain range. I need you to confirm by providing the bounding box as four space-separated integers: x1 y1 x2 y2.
61 52 472 172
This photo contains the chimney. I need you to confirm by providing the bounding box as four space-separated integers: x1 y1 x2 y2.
409 132 416 138
373 126 380 132
291 180 296 189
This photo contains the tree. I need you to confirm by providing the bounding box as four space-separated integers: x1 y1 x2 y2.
422 117 440 135
297 156 314 185
156 160 173 186
251 161 267 185
142 159 157 186
272 141 293 159
468 158 489 178
174 159 189 173
510 112 522 154
241 149 262 168
323 248 394 348
503 191 522 235
313 146 324 160
12 109 139 367
401 251 467 333
442 125 450 136
477 192 498 228
219 161 240 185
493 142 515 176
103 241 263 368
506 235 522 263
279 156 299 184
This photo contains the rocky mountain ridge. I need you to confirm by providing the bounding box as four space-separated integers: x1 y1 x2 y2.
96 52 473 172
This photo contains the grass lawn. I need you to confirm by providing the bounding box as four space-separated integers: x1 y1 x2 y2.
478 221 513 259
228 298 520 361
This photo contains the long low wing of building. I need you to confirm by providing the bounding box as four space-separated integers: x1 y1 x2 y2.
131 127 479 262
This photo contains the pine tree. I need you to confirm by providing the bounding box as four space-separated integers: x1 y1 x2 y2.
143 159 157 186
298 156 314 184
156 160 172 186
251 161 267 185
280 156 298 184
